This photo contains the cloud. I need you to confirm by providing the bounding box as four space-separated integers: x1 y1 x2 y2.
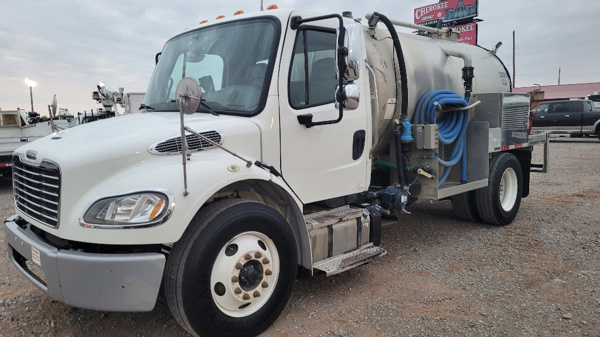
1 0 599 115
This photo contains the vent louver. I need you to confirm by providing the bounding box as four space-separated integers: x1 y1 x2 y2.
149 130 223 155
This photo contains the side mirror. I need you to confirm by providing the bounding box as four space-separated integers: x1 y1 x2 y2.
336 23 362 81
335 83 360 110
175 78 201 114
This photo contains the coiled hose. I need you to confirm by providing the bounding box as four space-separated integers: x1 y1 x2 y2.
413 90 469 186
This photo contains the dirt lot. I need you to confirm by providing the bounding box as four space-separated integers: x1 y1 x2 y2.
1 137 599 337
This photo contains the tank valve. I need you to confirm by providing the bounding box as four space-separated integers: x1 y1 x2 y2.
399 118 413 153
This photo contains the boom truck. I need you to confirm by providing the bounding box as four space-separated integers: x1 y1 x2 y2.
5 8 548 337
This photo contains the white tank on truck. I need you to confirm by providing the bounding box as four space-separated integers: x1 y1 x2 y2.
4 7 548 337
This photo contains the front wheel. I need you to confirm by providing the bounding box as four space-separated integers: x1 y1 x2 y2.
475 153 523 226
165 199 298 337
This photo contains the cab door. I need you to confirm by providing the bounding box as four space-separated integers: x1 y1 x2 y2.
581 101 599 133
278 13 369 204
546 101 582 131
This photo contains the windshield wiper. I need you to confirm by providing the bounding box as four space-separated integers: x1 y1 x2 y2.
200 100 219 116
167 99 219 116
140 104 155 111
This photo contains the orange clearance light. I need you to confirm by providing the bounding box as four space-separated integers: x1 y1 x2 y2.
267 4 278 9
234 10 244 15
216 15 225 19
199 20 208 24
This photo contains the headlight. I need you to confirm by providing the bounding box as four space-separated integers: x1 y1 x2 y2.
81 191 173 228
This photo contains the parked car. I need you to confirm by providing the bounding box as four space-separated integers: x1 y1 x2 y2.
531 100 600 139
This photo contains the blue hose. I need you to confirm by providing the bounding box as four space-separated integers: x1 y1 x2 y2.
413 90 469 186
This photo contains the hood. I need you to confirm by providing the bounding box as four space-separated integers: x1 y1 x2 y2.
14 112 262 187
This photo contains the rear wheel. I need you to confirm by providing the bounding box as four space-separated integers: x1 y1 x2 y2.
475 153 523 226
165 199 298 337
451 190 481 222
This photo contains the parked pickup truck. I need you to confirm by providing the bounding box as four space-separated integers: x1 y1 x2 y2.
531 100 600 139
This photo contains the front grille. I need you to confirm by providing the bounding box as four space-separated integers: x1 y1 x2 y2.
502 105 529 131
149 130 222 155
12 156 61 228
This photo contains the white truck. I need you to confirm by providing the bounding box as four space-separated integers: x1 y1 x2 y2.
124 92 146 114
0 108 67 177
5 8 548 337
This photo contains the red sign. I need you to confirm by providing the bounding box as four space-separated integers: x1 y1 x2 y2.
454 22 477 45
414 1 449 24
414 0 478 25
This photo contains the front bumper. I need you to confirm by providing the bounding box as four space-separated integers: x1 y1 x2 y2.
4 216 165 311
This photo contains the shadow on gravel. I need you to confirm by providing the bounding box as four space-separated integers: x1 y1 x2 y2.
0 177 12 192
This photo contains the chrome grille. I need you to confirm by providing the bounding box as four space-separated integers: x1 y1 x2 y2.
12 156 60 228
502 105 529 130
149 130 222 155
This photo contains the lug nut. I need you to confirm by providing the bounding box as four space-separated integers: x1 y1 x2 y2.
235 262 243 270
232 276 239 283
261 281 269 288
262 258 270 264
253 291 261 298
234 287 242 294
254 252 262 258
243 293 250 300
265 269 272 276
244 253 252 260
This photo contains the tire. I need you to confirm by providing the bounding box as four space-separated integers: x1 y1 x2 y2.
165 199 298 337
475 153 523 226
451 190 481 222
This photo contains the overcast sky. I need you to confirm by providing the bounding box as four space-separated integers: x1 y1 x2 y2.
1 0 599 115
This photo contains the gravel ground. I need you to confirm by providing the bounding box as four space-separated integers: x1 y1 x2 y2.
1 136 599 337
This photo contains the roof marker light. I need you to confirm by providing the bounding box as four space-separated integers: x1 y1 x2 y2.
234 10 244 15
216 15 225 19
267 5 278 10
199 20 208 24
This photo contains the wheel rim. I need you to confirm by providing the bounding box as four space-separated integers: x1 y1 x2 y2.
499 167 518 211
210 231 279 317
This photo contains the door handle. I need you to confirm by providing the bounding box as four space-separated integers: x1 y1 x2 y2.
564 115 570 117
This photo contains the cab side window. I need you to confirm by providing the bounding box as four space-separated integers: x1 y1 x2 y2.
536 103 549 114
551 101 582 113
289 29 337 109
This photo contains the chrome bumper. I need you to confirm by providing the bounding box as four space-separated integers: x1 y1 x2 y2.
4 216 165 311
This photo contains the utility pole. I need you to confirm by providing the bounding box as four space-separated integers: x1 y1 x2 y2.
558 67 561 85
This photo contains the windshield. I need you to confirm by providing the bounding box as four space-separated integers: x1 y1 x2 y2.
144 18 279 116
